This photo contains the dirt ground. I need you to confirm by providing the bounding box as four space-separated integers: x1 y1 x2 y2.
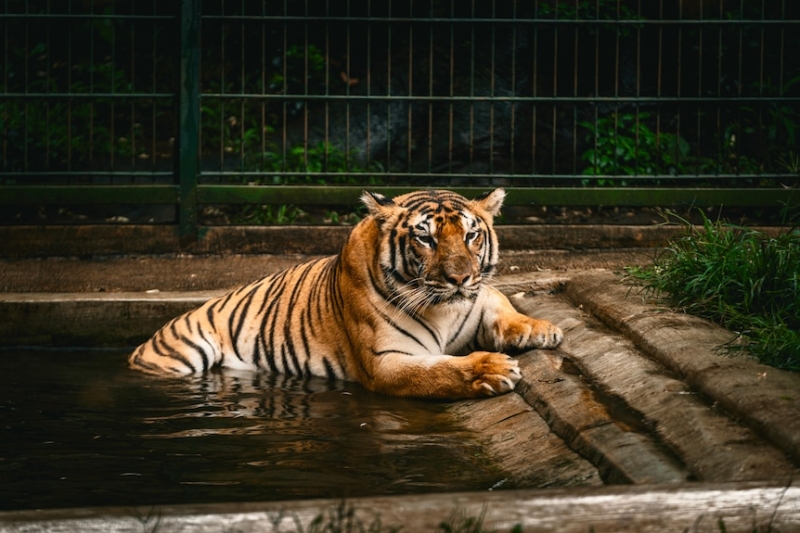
0 249 653 293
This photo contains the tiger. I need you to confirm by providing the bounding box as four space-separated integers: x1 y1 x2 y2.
128 188 563 399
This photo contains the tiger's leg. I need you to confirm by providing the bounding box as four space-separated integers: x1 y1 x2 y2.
369 351 522 399
480 286 564 352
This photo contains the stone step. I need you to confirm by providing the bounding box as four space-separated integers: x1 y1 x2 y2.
514 292 796 483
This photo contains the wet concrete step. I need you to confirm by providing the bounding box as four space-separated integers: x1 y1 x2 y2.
448 393 602 489
514 292 795 483
564 270 800 467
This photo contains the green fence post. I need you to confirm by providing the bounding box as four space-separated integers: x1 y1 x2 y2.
178 0 201 245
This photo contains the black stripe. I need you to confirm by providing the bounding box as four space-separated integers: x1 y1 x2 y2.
175 316 209 371
282 263 316 374
388 228 398 271
374 349 415 357
152 333 196 373
322 357 337 381
446 298 480 347
367 298 430 351
228 286 260 363
261 270 293 371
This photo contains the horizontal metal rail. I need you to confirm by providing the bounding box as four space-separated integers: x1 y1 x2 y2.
195 95 800 104
1 185 795 209
199 16 799 25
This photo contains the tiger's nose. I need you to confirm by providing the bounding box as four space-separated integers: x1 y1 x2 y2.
446 272 471 286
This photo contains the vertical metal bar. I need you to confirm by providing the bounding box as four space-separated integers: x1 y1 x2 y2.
365 0 372 172
23 1 30 173
89 0 95 166
44 2 51 173
179 0 201 243
302 0 309 170
570 0 578 176
67 0 73 173
757 0 766 174
735 0 743 174
1 0 7 172
427 2 434 173
448 0 455 174
695 2 704 177
239 1 245 172
589 0 600 176
151 0 159 180
303 0 310 171
531 2 538 175
779 0 785 92
468 0 475 176
551 2 558 175
406 1 413 174
130 1 137 177
281 0 287 175
489 0 496 178
324 0 331 172
509 1 516 176
386 0 392 168
715 0 723 177
260 2 266 175
218 1 225 174
109 0 116 176
345 0 352 172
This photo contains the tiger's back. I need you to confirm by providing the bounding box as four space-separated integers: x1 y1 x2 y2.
129 188 564 399
129 255 352 380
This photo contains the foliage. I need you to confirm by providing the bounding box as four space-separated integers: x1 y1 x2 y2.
236 203 305 225
269 44 326 93
228 143 382 224
536 0 638 21
257 501 523 533
727 76 800 179
627 212 800 371
438 507 522 533
1 42 151 172
258 143 385 186
291 501 401 533
579 112 690 183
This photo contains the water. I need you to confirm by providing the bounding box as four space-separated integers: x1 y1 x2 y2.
0 349 497 511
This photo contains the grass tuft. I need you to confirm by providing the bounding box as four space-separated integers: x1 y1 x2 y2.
627 211 800 371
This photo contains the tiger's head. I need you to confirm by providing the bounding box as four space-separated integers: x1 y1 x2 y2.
361 188 505 311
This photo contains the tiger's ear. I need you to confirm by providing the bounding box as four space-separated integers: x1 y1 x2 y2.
361 191 401 222
472 188 506 217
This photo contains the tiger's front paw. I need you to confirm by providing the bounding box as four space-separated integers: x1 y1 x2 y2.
497 316 564 351
467 351 522 397
531 320 563 349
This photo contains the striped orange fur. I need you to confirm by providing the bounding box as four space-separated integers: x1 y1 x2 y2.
129 188 563 399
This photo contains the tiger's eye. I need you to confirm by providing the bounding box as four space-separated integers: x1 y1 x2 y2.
416 234 436 247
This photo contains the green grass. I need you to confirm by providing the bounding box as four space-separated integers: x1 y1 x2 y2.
627 212 800 371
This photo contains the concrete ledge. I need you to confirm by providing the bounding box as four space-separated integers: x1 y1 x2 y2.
0 291 224 346
1 482 798 533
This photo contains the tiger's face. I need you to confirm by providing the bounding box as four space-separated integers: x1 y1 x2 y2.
362 189 505 310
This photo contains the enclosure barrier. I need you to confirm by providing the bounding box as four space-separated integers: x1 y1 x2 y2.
1 0 798 242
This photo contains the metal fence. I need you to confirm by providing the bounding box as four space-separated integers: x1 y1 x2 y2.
1 0 798 238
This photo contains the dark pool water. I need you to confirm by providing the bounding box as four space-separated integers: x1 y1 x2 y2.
0 349 499 511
